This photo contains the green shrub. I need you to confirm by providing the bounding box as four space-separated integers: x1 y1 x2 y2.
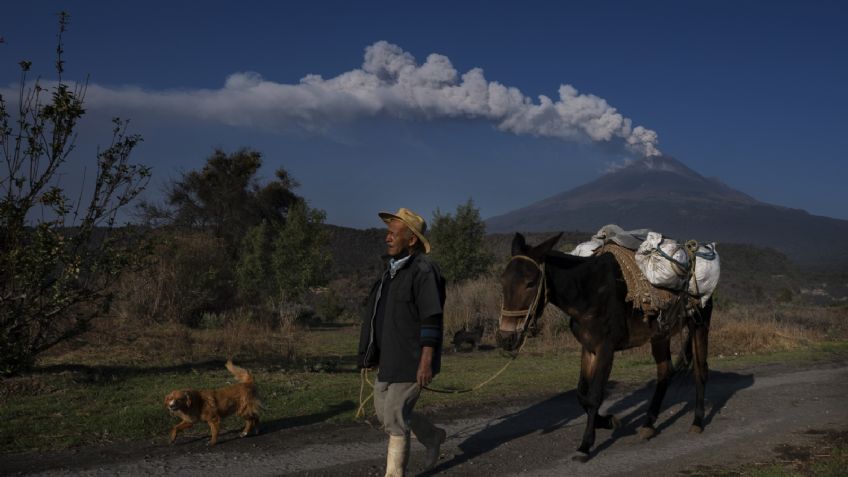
429 199 493 284
271 200 330 300
235 220 275 301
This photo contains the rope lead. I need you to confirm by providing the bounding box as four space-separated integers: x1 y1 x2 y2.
355 368 375 419
422 336 527 394
354 337 528 418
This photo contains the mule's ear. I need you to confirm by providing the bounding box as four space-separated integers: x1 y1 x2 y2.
529 232 563 260
184 391 192 408
511 233 527 256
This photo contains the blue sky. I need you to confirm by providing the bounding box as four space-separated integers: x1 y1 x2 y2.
3 1 847 228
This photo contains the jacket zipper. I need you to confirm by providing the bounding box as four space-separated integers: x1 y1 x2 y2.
363 270 389 366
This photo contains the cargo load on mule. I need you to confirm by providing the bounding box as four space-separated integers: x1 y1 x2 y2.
569 224 720 318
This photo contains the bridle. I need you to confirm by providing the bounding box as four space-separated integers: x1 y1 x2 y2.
500 254 548 336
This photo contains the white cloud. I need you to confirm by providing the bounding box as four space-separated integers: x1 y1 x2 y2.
2 41 662 157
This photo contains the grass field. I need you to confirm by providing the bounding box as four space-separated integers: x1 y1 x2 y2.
2 302 847 454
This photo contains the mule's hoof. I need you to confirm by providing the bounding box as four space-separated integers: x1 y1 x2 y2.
610 415 622 430
689 425 703 434
571 451 590 463
639 426 656 440
597 414 620 429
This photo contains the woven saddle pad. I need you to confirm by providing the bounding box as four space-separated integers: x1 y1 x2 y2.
596 244 696 314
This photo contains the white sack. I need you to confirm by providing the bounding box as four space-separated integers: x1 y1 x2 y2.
569 238 603 257
689 243 720 306
572 228 721 307
635 232 689 289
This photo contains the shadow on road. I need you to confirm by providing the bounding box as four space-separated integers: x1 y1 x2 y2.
592 370 755 456
424 390 584 475
261 400 357 433
425 369 754 474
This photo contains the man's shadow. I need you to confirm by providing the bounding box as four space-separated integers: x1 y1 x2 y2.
425 369 754 474
424 390 584 474
261 400 357 433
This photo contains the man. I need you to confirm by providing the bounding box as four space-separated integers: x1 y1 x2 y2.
357 207 447 477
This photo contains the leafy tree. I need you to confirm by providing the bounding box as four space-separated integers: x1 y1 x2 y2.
271 200 330 300
235 219 275 301
0 13 150 375
429 199 493 283
142 148 300 255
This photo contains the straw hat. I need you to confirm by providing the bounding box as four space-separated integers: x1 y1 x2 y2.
378 207 431 254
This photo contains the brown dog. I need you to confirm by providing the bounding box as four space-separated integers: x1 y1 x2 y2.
164 360 260 446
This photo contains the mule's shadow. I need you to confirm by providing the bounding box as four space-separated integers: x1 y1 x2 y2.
425 369 754 474
591 369 754 456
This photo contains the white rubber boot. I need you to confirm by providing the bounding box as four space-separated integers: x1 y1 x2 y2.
422 426 447 470
385 434 410 477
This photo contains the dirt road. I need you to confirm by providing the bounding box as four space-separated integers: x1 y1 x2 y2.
4 360 847 476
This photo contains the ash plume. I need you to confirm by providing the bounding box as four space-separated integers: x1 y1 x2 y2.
7 41 662 157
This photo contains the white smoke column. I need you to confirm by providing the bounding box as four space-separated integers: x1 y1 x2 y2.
37 41 662 157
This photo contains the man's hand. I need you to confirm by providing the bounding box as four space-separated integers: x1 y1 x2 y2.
417 346 435 387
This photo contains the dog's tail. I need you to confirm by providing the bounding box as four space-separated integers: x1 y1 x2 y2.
226 360 254 385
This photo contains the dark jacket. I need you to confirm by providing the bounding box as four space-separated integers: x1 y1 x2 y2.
357 253 446 383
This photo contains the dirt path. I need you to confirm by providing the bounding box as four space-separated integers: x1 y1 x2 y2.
4 360 847 476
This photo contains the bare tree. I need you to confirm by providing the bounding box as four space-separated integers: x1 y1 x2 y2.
0 12 150 375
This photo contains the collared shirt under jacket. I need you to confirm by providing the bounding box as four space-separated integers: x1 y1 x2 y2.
357 252 446 383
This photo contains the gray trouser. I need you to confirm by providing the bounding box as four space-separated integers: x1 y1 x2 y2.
373 380 441 445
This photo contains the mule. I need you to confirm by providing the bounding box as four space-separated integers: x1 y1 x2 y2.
497 233 712 462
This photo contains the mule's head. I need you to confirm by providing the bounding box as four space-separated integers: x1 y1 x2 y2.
497 232 563 351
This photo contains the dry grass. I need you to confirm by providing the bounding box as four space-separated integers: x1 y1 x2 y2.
443 274 502 334
39 310 300 369
709 305 838 356
34 274 848 372
443 275 848 359
112 231 234 326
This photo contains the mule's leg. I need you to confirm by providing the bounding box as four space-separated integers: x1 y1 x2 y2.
594 412 620 430
639 338 672 440
690 303 712 433
671 328 693 375
576 348 618 429
574 348 595 462
573 346 615 462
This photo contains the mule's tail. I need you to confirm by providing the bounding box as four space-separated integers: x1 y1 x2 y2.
226 360 254 385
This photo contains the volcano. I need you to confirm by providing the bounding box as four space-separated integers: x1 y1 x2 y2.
485 156 848 266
